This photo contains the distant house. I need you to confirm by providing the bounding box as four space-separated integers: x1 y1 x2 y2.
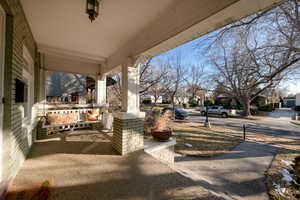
282 96 296 108
252 95 268 107
296 93 300 106
141 95 164 104
215 94 268 107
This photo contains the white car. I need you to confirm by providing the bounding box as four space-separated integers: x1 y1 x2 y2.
200 106 237 118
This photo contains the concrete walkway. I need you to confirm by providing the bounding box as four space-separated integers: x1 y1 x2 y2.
11 130 224 200
174 141 280 200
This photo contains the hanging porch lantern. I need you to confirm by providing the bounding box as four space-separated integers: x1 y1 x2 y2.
86 0 100 22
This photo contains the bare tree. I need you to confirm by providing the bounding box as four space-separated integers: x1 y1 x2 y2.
205 0 300 116
140 58 167 95
162 53 187 107
184 64 205 101
109 58 168 107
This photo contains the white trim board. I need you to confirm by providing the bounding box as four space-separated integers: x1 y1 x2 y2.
0 4 5 182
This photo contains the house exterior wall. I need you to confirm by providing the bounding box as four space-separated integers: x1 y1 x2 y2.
283 99 296 108
0 0 38 191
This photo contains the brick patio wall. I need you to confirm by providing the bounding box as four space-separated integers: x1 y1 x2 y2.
0 0 37 190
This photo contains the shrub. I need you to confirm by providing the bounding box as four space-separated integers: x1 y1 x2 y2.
188 99 198 107
182 103 189 108
258 104 274 112
142 99 152 104
250 108 258 115
294 106 300 112
153 110 172 131
273 103 280 108
204 100 214 106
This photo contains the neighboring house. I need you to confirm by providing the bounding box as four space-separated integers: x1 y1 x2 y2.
174 96 189 104
215 94 240 107
252 95 268 107
141 95 163 104
283 96 296 108
215 94 268 107
46 73 87 98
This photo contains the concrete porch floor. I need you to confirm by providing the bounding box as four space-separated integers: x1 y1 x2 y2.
11 130 224 200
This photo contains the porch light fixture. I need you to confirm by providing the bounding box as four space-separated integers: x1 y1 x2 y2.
86 0 101 22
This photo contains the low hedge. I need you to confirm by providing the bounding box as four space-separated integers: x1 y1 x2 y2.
294 106 300 111
250 108 258 115
142 99 152 104
258 104 274 112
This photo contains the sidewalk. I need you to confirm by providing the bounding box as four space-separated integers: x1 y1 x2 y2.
174 141 280 200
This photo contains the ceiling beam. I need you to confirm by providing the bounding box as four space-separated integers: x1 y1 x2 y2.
43 54 101 77
39 44 106 64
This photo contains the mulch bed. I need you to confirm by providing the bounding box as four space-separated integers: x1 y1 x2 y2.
266 149 300 200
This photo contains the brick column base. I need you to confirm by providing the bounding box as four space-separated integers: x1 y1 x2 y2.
112 112 145 155
37 120 47 140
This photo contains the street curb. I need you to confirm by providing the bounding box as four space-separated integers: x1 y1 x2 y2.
290 121 300 126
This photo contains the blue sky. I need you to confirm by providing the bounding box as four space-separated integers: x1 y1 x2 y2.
152 32 300 95
152 35 213 73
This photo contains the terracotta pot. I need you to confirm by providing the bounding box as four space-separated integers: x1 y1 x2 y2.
151 129 172 142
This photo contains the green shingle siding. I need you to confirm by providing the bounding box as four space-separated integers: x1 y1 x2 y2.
0 0 37 187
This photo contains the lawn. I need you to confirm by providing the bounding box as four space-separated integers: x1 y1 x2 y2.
246 133 300 151
172 121 243 157
266 149 300 200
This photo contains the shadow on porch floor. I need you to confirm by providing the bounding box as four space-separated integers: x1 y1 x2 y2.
11 129 224 200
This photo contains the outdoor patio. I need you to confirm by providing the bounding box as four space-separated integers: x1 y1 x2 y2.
10 130 223 200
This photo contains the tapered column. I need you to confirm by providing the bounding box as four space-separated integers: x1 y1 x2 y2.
113 62 144 155
121 64 140 113
95 75 106 105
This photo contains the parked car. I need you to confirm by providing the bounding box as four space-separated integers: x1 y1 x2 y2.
199 106 237 118
162 107 188 120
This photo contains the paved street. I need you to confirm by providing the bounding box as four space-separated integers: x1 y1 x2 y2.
187 109 300 140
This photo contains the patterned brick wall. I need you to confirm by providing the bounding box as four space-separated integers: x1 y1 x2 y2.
113 117 144 155
0 0 37 186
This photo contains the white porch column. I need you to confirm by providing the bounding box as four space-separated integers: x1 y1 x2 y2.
95 75 106 106
112 62 145 155
121 64 140 113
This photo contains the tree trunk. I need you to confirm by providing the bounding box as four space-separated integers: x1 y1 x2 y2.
241 97 251 117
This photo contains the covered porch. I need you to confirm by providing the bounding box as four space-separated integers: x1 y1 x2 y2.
0 0 287 199
10 129 218 200
22 0 285 156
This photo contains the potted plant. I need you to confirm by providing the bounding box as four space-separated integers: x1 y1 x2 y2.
151 110 172 142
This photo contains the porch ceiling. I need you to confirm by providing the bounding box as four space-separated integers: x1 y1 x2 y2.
20 0 176 59
21 0 285 76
